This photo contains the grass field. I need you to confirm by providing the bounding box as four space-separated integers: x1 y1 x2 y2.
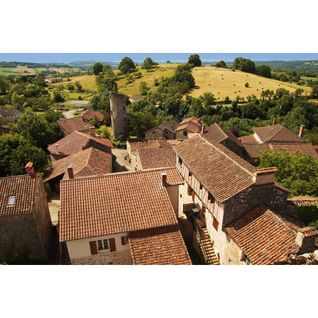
190 67 312 100
50 64 312 100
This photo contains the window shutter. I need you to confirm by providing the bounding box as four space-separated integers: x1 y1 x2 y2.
89 241 97 255
212 216 219 231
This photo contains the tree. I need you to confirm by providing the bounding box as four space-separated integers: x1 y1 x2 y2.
0 133 49 177
13 108 56 150
127 110 158 137
142 57 157 70
215 60 227 68
256 65 272 78
118 57 136 74
259 150 318 196
311 85 318 98
75 81 83 93
52 89 64 103
0 78 7 95
139 82 149 96
188 54 202 67
233 57 256 74
93 62 104 75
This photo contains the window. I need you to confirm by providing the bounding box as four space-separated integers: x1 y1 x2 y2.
7 195 16 207
178 157 183 165
208 192 215 203
97 239 109 250
189 171 192 177
212 216 219 231
183 130 188 136
121 236 128 245
200 183 203 190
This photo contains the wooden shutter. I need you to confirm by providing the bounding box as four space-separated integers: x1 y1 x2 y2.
212 216 219 231
89 241 97 255
109 238 116 252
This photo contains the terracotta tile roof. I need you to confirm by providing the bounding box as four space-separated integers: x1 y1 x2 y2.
48 131 112 157
128 139 175 155
243 143 270 159
269 143 318 158
175 121 202 133
175 135 256 203
254 124 304 144
81 109 105 123
44 147 112 182
137 147 176 169
203 123 244 148
145 119 178 134
0 108 21 118
0 174 37 217
129 225 191 265
58 117 93 135
59 167 183 241
239 134 258 144
224 206 301 264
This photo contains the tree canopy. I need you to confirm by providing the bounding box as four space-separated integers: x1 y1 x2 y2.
188 54 202 67
93 62 104 75
118 57 136 74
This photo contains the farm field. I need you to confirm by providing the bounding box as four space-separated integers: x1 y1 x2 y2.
50 64 312 100
190 67 312 100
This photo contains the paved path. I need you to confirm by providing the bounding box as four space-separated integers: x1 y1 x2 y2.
62 108 84 119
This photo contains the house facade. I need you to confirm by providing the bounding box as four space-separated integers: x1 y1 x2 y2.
59 168 191 265
0 168 52 263
174 134 317 264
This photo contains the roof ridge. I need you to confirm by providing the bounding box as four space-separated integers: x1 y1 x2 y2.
268 124 285 142
200 135 255 177
269 208 300 235
61 166 177 182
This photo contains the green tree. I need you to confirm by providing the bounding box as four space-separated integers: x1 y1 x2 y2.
118 57 136 74
0 133 49 177
188 54 202 67
13 108 56 150
139 82 149 96
233 57 256 73
93 62 104 75
52 89 64 103
256 65 272 78
127 110 158 137
259 150 318 196
142 57 157 70
75 81 83 93
215 60 227 68
0 78 7 95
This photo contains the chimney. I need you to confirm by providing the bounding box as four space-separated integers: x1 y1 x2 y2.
67 164 74 179
201 123 204 134
161 172 168 187
25 162 35 177
253 167 277 185
272 117 276 125
295 227 318 253
298 124 305 138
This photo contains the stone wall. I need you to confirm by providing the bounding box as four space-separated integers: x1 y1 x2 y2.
109 91 128 139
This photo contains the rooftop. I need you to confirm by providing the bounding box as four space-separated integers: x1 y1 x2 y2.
44 147 112 182
81 109 105 123
129 225 192 265
137 147 176 169
0 174 38 217
175 135 256 202
58 117 93 135
224 206 302 264
59 167 183 241
48 131 112 157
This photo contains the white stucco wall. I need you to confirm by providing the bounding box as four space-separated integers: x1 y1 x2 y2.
66 232 130 260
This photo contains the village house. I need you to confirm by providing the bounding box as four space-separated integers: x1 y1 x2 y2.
47 130 112 160
145 119 178 140
59 168 191 265
239 123 318 162
58 116 94 135
0 107 22 123
81 109 109 126
174 134 318 265
44 147 112 194
174 116 203 140
0 164 52 263
126 139 179 170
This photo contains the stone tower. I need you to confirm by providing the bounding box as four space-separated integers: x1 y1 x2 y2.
109 91 128 139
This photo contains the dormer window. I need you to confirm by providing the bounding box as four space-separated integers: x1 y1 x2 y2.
7 195 16 207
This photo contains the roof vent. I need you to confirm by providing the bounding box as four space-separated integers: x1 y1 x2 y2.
7 195 16 207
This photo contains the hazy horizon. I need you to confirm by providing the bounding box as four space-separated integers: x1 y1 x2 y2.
1 53 318 64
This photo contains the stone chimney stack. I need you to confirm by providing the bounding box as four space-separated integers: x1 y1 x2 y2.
25 162 35 177
109 91 128 139
67 164 74 179
295 227 318 253
254 167 277 185
161 172 168 187
298 124 305 138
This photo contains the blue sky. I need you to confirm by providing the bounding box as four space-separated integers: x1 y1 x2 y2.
1 53 318 63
